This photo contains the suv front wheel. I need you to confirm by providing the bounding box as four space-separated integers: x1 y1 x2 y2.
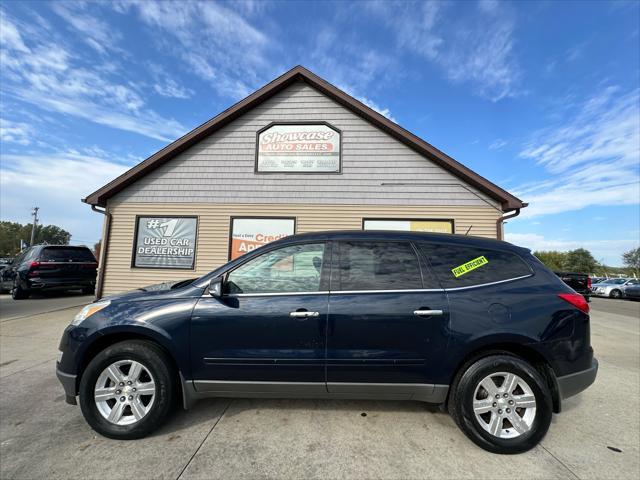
449 354 552 454
79 340 177 439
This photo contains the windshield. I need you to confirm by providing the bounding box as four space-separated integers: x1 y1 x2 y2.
604 279 627 285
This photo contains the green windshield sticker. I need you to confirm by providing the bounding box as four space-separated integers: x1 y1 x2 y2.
452 256 488 277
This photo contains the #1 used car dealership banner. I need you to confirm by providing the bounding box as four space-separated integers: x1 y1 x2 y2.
230 218 295 260
257 123 341 172
133 217 197 269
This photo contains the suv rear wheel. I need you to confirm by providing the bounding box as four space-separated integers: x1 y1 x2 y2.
449 355 552 454
79 340 177 439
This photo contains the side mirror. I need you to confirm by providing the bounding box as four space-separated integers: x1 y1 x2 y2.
209 276 223 298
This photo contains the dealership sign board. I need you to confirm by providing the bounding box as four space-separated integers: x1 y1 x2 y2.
133 216 197 269
257 123 341 173
230 217 295 260
363 219 454 234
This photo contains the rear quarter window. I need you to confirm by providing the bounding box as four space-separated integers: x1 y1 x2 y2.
41 247 96 262
417 242 532 289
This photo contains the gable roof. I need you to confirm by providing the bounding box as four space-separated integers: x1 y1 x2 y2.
84 65 525 211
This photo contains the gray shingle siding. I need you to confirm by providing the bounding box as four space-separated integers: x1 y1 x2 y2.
114 81 500 209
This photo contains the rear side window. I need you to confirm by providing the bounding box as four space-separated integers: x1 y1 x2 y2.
40 247 96 262
417 243 531 289
336 241 422 291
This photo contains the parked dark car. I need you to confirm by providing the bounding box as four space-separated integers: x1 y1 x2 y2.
622 284 640 300
554 271 591 301
56 231 597 454
0 258 14 293
9 245 97 299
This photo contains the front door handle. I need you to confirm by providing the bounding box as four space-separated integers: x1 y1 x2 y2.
290 311 320 318
414 309 444 317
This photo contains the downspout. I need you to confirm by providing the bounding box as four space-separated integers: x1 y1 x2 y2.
496 204 527 240
91 204 111 300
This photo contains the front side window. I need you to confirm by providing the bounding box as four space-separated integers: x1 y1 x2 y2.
225 243 325 294
336 241 422 291
418 243 531 289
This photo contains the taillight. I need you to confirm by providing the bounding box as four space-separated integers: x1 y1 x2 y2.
29 261 55 269
558 293 589 314
587 277 592 289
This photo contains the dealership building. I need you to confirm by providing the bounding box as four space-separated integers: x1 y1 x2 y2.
84 66 526 297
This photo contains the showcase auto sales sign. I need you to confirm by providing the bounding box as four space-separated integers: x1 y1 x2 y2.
257 123 341 172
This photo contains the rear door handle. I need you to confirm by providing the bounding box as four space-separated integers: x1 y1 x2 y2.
290 311 320 318
414 309 444 317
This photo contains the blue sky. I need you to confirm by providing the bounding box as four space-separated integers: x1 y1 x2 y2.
1 0 638 266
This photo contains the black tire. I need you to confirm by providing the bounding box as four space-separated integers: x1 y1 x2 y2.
11 280 29 300
79 340 177 440
448 354 552 454
82 286 96 295
610 289 622 299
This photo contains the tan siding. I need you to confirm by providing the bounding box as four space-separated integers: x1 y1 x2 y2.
102 201 500 295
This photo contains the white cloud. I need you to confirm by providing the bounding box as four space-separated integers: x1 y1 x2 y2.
0 10 30 52
153 79 194 99
0 119 32 145
368 0 522 102
0 150 130 245
505 232 639 266
0 12 186 141
515 86 640 217
489 138 508 150
355 96 397 122
307 26 398 122
50 1 121 54
116 0 276 99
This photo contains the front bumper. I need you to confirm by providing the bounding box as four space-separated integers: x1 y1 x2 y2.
557 358 598 400
56 366 78 405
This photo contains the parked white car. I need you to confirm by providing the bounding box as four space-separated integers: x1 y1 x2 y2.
591 278 640 298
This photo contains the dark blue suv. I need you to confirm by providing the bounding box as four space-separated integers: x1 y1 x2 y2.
56 231 597 453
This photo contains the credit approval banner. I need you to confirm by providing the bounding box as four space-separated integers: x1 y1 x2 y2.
230 218 295 260
257 124 340 172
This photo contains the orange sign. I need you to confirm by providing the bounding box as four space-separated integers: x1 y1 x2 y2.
230 218 295 260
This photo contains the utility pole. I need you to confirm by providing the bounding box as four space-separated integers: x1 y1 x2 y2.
30 206 39 247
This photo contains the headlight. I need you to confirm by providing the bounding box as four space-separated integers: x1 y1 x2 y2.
71 300 110 326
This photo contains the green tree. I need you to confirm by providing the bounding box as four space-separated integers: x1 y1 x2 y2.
534 250 567 271
564 248 598 274
0 221 71 256
622 247 640 276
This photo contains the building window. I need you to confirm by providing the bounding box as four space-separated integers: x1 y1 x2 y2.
256 122 341 173
132 216 197 269
362 218 454 234
229 217 296 260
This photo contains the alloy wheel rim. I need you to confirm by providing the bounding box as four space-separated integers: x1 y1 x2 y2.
94 359 156 426
472 371 537 439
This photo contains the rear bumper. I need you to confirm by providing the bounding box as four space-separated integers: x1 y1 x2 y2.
27 278 95 290
557 358 598 400
56 367 78 405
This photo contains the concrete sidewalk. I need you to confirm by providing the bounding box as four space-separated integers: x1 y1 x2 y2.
1 302 638 479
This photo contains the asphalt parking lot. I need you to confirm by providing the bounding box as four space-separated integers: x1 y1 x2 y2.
0 295 638 479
